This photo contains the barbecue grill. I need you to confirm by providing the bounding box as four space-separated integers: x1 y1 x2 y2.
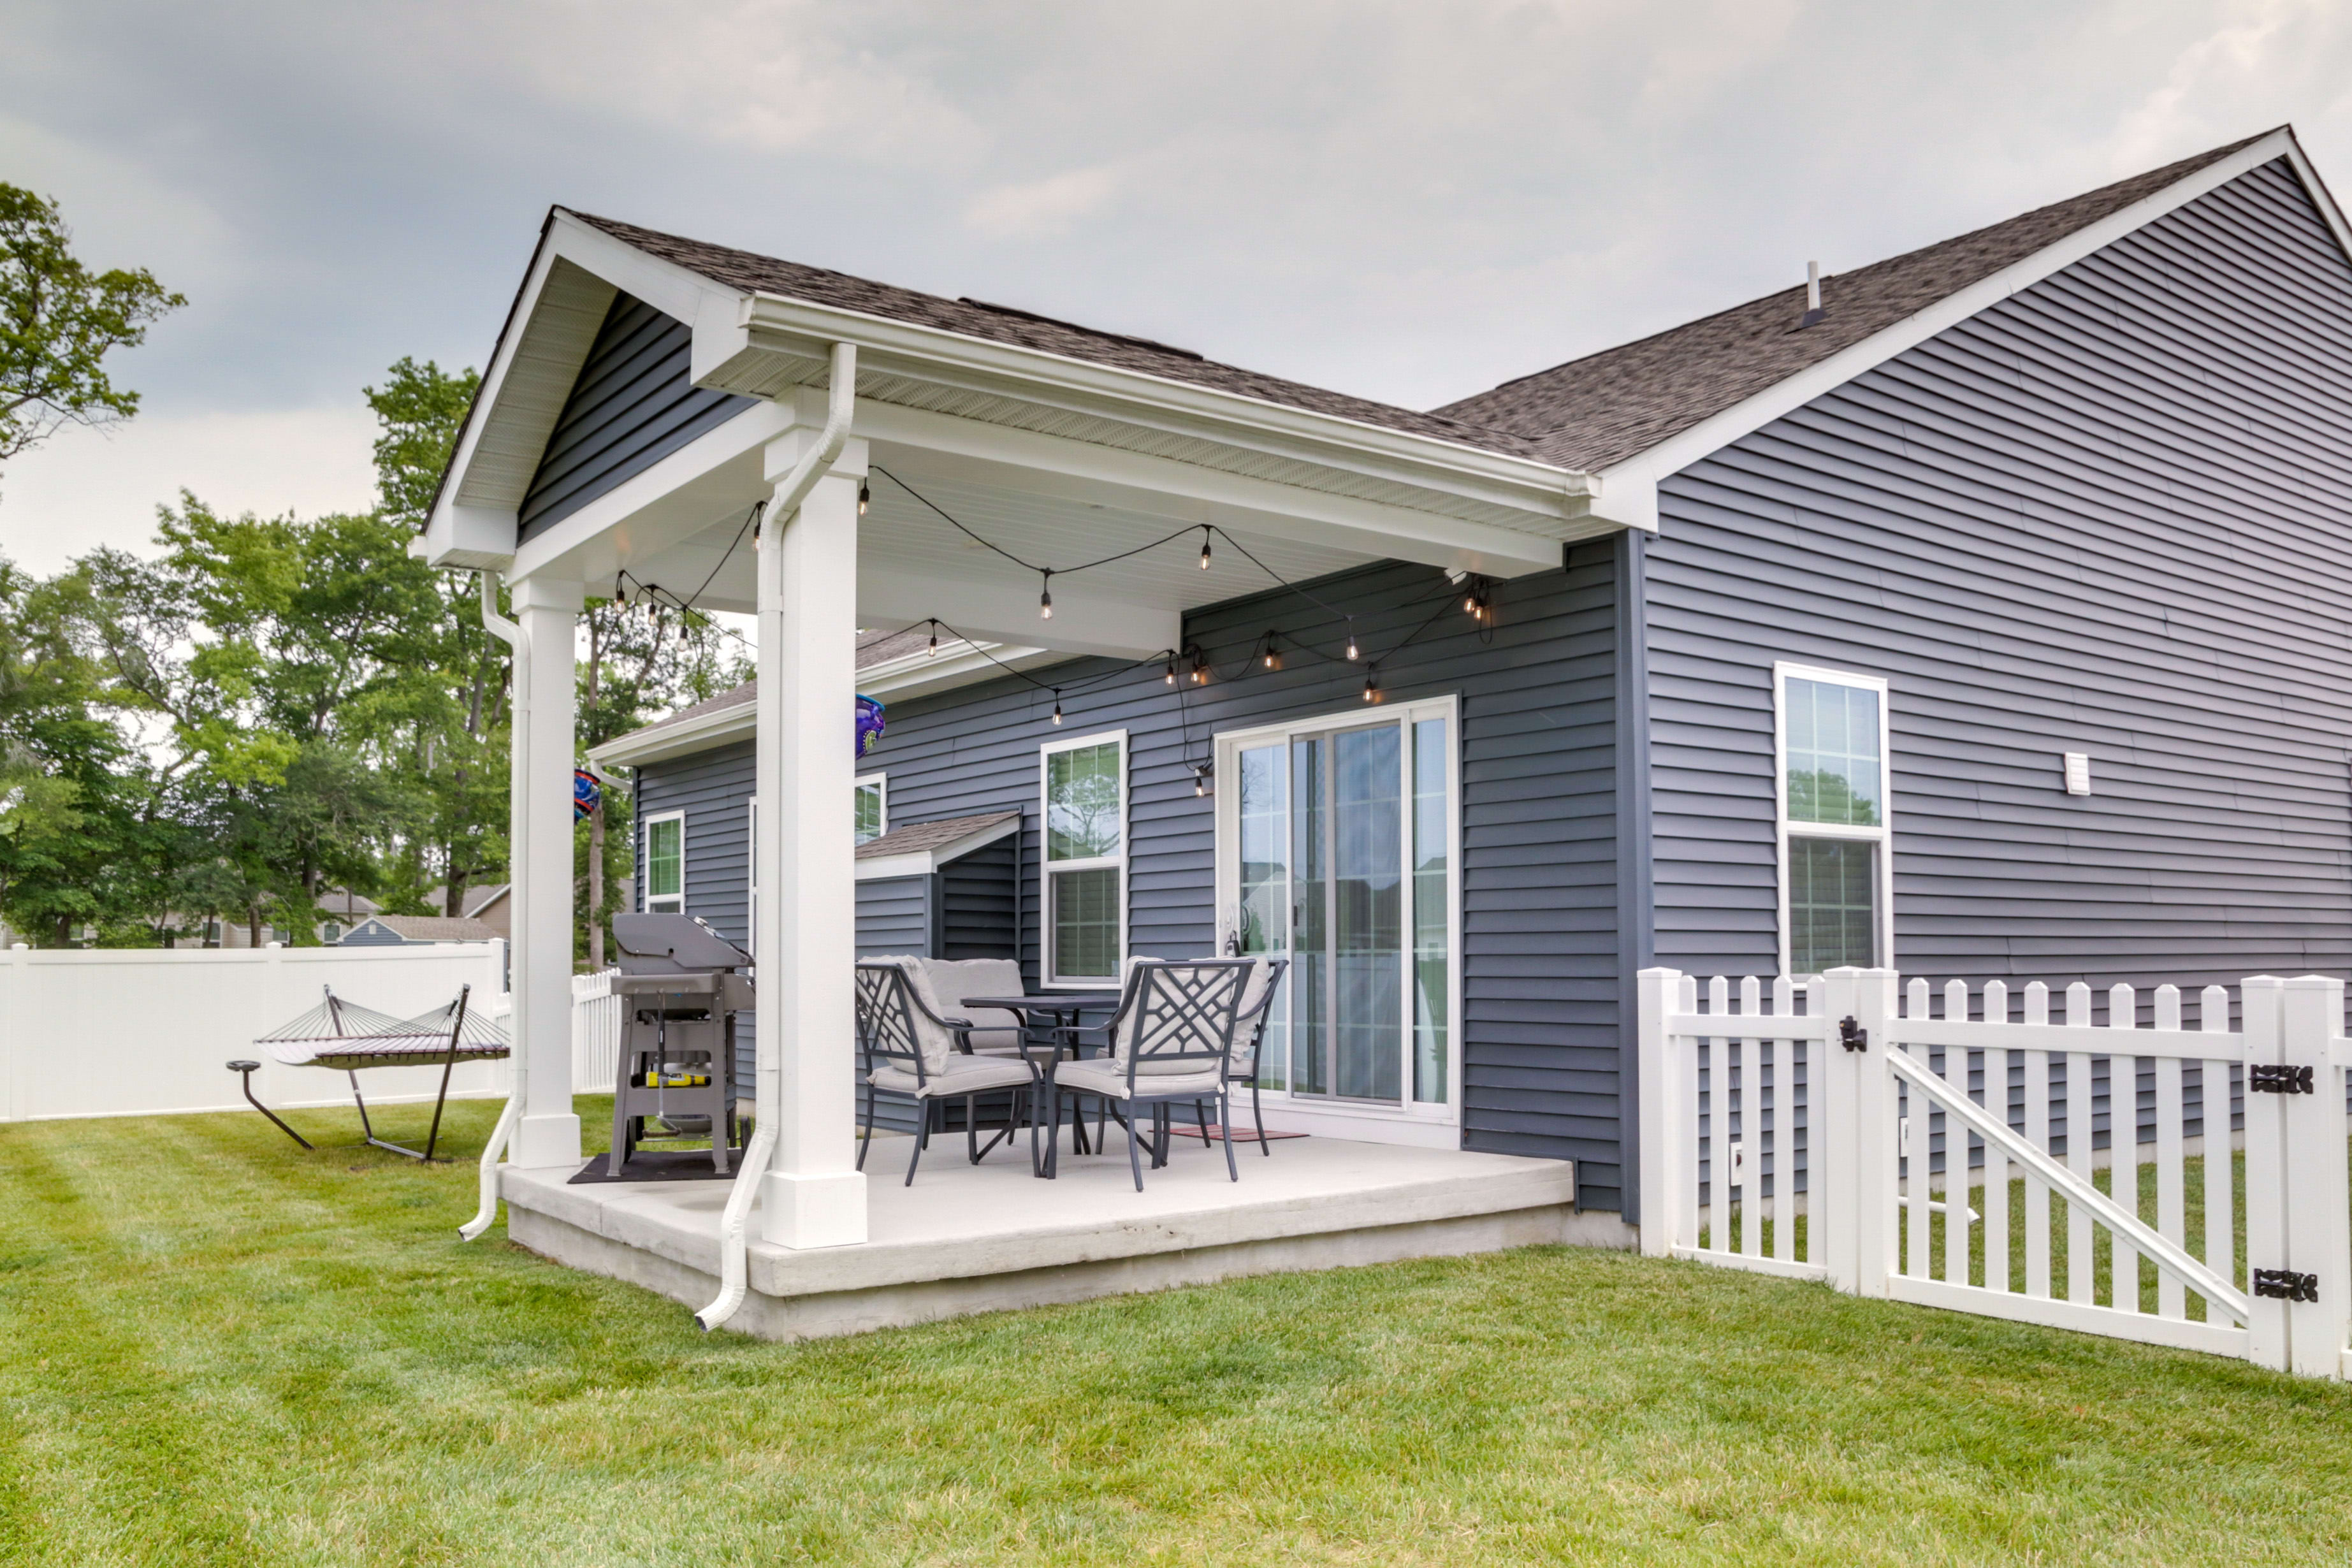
606 913 753 1177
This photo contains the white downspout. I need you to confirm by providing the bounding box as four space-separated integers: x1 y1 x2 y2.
698 340 857 1331
461 569 529 1242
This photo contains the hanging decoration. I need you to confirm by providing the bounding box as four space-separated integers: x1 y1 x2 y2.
573 769 602 822
856 694 887 758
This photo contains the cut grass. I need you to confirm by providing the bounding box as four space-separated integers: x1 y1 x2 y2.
3 1100 2350 1566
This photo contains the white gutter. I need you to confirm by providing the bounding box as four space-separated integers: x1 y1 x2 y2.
460 570 528 1242
697 340 857 1332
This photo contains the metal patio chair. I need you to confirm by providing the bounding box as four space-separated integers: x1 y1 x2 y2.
1187 955 1288 1156
853 959 1038 1186
1047 957 1256 1190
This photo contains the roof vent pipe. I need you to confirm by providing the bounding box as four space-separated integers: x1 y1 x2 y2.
1801 261 1825 329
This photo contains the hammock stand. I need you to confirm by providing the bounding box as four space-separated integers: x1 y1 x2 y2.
238 983 509 1161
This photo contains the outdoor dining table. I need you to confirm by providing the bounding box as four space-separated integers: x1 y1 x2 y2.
960 992 1121 1176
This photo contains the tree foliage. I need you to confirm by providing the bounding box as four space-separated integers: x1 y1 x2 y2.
0 184 184 467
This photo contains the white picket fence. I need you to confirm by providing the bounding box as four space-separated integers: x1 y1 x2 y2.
570 969 623 1094
1639 967 2352 1379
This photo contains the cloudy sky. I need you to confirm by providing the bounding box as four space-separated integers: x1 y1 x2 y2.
3 0 2349 574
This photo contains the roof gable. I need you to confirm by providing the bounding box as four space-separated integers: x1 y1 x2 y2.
1435 135 2276 473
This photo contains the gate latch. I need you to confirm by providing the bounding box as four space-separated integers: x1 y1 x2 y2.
2253 1268 2320 1303
1838 1016 1868 1053
2249 1064 2315 1095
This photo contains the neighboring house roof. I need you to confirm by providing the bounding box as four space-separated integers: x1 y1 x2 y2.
1434 135 2272 472
565 211 1542 461
347 915 500 943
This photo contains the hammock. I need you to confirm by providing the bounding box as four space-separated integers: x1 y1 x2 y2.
238 984 509 1161
256 985 509 1070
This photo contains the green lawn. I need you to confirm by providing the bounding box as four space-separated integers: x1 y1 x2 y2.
4 1101 2351 1566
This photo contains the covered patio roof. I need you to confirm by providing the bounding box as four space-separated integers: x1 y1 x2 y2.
419 207 1628 661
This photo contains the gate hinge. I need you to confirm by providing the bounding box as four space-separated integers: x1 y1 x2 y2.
2252 1268 2319 1303
2248 1064 2315 1095
1838 1015 1868 1053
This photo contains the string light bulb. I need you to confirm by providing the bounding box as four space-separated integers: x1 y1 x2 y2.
1346 623 1360 661
1051 691 1063 725
1261 633 1282 671
1363 671 1380 702
1200 527 1212 570
1193 761 1213 797
1040 572 1053 620
858 483 870 516
926 622 939 658
1163 655 1177 686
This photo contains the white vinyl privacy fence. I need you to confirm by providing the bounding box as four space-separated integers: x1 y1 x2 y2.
1639 967 2352 1379
571 969 623 1094
0 942 510 1121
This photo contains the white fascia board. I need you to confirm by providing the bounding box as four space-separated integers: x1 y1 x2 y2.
853 815 1022 882
586 700 755 768
857 401 1561 578
1588 127 2305 529
423 212 750 569
859 565 1179 661
712 292 1593 530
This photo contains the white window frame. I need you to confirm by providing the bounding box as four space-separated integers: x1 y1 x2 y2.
642 809 686 915
1038 728 1128 989
1209 694 1463 1145
853 773 888 845
1773 661 1894 978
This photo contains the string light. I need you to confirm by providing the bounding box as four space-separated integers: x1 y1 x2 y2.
1193 761 1214 797
926 621 939 658
858 483 870 516
1346 621 1360 661
1363 671 1381 702
1040 571 1054 620
1199 526 1213 570
1051 690 1064 725
1261 632 1282 671
1163 655 1177 686
1190 648 1209 685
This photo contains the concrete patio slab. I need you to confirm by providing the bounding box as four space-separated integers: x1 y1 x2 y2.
501 1127 1608 1340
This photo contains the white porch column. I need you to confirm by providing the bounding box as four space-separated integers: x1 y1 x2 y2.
510 573 584 1169
757 423 870 1247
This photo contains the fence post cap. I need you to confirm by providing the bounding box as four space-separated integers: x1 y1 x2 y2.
2279 974 2338 989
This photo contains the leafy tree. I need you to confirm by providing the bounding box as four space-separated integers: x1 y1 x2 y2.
0 184 184 470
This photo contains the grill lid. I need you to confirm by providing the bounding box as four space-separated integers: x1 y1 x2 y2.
609 913 752 975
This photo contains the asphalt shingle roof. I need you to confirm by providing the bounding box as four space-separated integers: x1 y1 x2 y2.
855 811 1022 861
565 210 1544 460
1433 135 2270 472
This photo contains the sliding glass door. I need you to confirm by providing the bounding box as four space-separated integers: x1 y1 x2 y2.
1224 699 1455 1113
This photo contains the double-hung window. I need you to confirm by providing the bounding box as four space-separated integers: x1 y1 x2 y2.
1775 663 1891 975
853 774 887 845
1041 731 1126 985
643 810 685 915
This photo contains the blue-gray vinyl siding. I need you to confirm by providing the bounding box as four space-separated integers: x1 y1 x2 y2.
518 293 753 541
1645 157 2352 1169
626 554 1623 1201
854 555 1624 1199
632 741 757 1089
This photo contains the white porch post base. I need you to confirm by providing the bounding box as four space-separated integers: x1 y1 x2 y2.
759 1169 869 1250
513 1112 585 1170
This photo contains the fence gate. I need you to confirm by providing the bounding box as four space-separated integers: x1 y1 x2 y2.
1638 966 2352 1379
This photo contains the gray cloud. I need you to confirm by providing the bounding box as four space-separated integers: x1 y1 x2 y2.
2 0 2348 563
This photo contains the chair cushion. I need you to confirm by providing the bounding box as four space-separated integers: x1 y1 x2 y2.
869 1052 1036 1099
1056 1057 1226 1100
862 956 967 1074
1198 955 1274 1075
1107 961 1252 1077
921 957 1027 1053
